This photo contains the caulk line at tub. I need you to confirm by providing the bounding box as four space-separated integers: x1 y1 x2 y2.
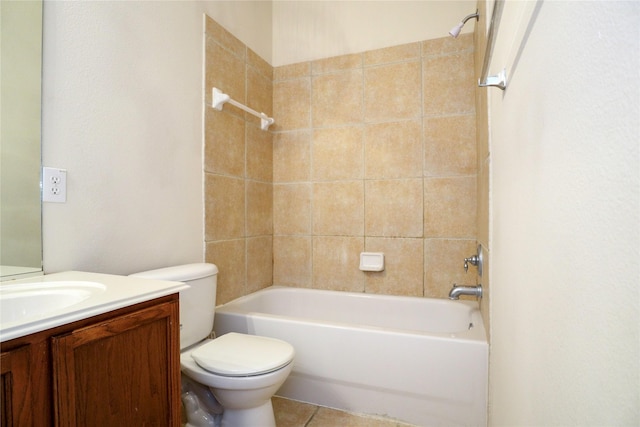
211 87 275 131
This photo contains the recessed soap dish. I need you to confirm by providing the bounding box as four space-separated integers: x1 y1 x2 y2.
359 252 384 272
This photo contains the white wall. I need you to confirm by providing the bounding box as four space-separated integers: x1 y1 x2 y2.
272 0 476 66
487 1 639 425
41 1 271 274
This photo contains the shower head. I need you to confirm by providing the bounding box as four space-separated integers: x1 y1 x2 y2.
449 10 479 38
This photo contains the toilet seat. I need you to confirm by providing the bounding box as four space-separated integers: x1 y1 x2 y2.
191 333 294 377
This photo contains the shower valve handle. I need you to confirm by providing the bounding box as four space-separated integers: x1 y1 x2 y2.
464 255 479 273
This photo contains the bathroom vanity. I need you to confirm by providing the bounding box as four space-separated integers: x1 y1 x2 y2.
0 272 187 426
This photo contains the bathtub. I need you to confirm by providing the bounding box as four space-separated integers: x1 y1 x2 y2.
213 286 488 426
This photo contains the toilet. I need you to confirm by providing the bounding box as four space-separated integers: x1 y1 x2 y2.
130 263 294 427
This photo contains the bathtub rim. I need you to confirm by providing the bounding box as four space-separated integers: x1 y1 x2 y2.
215 286 488 343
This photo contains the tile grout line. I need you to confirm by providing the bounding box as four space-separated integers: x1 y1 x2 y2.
303 405 321 427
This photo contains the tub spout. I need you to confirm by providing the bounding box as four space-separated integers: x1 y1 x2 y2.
448 284 482 300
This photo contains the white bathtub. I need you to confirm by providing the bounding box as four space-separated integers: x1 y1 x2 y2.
213 286 488 426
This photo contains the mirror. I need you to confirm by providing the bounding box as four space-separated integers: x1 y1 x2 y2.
0 0 43 279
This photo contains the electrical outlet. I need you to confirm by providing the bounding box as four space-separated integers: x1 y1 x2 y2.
42 167 67 203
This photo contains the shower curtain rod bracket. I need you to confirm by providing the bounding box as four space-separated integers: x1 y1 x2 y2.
478 0 507 91
478 68 507 90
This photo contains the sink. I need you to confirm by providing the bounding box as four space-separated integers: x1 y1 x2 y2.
0 281 107 325
0 271 189 343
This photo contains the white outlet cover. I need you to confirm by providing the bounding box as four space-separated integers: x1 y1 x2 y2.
42 167 67 203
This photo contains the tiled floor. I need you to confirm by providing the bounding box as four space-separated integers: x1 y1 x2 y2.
273 396 417 427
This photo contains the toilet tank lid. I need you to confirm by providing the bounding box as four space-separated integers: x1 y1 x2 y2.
130 263 218 281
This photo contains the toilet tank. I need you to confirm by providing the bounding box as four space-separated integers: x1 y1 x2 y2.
130 263 218 350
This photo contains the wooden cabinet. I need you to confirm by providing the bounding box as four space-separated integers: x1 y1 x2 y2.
1 345 34 426
0 295 181 427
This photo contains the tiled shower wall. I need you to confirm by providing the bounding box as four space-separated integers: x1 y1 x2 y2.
204 16 478 304
272 35 477 297
204 17 274 305
474 1 491 334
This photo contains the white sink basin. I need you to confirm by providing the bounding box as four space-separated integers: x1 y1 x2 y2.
0 281 106 325
0 271 189 343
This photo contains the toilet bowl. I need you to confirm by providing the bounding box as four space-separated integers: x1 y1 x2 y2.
182 333 294 427
130 264 294 427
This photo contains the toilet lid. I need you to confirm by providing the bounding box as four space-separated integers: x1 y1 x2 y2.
191 333 294 377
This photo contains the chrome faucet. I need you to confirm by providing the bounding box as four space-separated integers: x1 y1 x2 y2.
448 284 483 300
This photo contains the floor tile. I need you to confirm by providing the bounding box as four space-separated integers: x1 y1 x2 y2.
273 397 417 427
273 397 317 427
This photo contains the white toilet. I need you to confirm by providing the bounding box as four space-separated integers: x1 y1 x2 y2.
130 263 294 427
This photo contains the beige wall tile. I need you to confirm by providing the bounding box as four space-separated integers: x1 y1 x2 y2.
273 236 312 287
205 17 246 61
247 66 273 118
313 181 364 236
365 237 423 296
204 15 480 302
205 174 245 240
246 180 272 237
204 16 276 302
273 78 311 130
205 39 245 104
424 176 477 238
247 48 272 81
423 51 475 116
274 62 311 81
273 130 311 182
474 3 490 340
474 8 489 170
364 42 420 66
246 236 273 294
477 157 489 248
424 114 477 176
312 236 364 292
365 61 421 122
273 184 311 235
365 179 423 238
424 238 477 298
246 125 272 182
479 243 489 340
312 70 363 127
476 84 489 165
205 239 245 305
364 120 422 179
312 127 364 181
312 53 362 75
204 108 245 177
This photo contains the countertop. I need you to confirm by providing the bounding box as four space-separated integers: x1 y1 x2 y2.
0 270 188 342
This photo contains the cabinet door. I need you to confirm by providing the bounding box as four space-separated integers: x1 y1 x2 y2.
51 301 181 427
1 345 34 426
